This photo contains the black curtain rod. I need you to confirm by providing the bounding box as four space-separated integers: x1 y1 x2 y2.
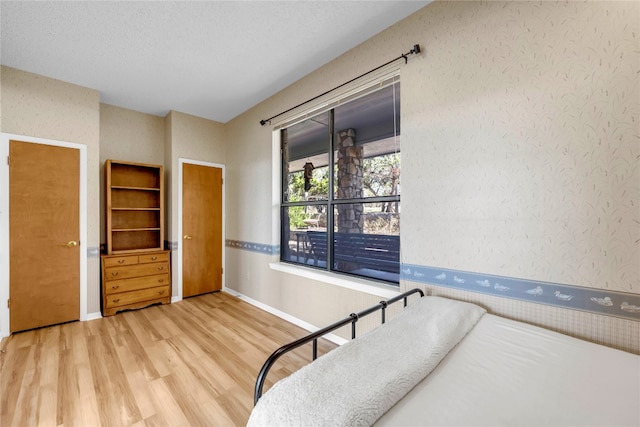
259 43 422 126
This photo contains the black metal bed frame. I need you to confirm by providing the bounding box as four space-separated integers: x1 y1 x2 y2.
253 288 425 404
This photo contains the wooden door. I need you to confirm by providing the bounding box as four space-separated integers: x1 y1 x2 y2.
9 140 80 332
182 163 222 297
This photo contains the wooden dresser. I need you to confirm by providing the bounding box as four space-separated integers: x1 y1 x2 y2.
101 250 171 316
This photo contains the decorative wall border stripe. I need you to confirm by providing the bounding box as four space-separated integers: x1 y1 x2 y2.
226 239 278 255
402 264 640 322
224 239 639 321
87 247 100 257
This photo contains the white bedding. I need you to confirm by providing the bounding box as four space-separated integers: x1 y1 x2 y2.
247 296 486 427
249 295 640 427
376 314 640 426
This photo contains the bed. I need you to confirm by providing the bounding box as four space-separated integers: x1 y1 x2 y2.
248 289 639 427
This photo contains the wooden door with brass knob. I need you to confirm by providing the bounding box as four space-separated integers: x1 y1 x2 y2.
182 163 222 298
9 140 80 332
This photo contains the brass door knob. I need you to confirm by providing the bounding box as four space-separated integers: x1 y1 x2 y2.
184 235 193 240
65 240 78 247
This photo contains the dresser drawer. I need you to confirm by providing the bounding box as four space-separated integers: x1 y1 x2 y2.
105 285 170 308
104 262 169 281
103 255 138 267
101 250 171 316
105 273 170 295
139 252 169 264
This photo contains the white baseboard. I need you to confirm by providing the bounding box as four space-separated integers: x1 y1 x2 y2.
86 311 102 321
223 288 348 346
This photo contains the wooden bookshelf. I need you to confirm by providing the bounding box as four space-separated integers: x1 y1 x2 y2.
105 160 164 254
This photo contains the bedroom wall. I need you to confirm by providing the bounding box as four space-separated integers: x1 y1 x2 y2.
0 71 227 322
164 110 226 298
0 65 102 316
98 107 226 300
401 0 638 293
224 1 639 352
398 0 638 353
0 2 637 352
99 103 165 245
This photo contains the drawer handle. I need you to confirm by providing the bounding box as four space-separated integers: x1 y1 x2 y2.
118 259 125 264
158 290 165 295
158 279 164 283
111 285 119 290
111 272 119 276
113 298 120 303
157 266 164 271
151 256 157 260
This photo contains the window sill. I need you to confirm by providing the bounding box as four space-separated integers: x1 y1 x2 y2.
269 261 401 299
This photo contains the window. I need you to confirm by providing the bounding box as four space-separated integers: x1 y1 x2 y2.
280 79 400 284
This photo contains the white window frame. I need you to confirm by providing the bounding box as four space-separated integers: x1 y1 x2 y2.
268 71 402 300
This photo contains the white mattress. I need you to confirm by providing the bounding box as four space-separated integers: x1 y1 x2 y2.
376 314 640 427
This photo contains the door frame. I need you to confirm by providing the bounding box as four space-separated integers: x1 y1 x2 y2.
0 133 88 339
176 158 225 301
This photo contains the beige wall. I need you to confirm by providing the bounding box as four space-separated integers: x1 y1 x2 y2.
1 1 637 351
0 67 227 317
164 112 174 241
99 103 166 244
99 104 165 165
165 110 226 243
1 66 103 318
401 1 638 292
164 110 226 297
223 1 639 351
0 66 2 129
99 108 226 298
1 66 101 246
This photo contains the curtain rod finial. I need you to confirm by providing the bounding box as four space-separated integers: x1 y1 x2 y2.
412 44 421 54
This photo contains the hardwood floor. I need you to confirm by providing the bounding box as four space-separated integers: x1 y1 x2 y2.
0 292 336 426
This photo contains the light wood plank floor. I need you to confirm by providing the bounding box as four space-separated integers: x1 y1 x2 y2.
0 292 336 427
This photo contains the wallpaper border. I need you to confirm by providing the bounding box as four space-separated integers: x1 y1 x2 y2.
226 239 278 255
87 247 100 257
226 240 640 321
403 264 640 322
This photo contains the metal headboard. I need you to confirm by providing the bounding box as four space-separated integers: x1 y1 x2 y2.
254 288 425 404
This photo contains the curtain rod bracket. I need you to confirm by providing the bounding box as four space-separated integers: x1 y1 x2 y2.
260 43 422 126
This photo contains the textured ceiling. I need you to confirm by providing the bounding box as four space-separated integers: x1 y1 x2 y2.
0 1 429 123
